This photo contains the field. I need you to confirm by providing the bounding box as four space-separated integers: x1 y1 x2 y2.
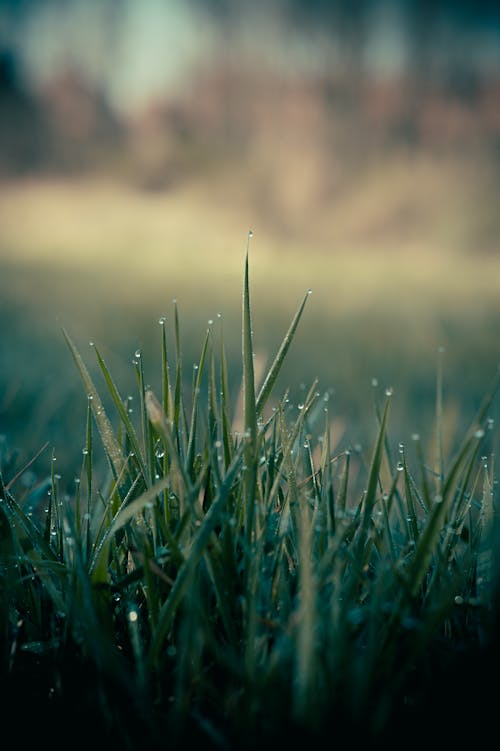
1 166 500 470
1 165 500 747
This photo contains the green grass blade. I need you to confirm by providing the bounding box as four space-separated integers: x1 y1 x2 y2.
93 344 149 483
159 316 172 420
186 327 210 474
359 393 391 537
256 288 312 415
63 329 125 482
145 387 194 505
219 316 233 468
242 235 258 539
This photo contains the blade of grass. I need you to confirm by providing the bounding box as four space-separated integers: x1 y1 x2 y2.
63 329 125 482
242 233 258 541
255 288 312 416
93 344 149 483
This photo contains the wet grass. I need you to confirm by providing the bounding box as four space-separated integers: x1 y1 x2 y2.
1 248 499 747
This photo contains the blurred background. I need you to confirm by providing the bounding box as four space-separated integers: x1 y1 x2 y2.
1 0 499 479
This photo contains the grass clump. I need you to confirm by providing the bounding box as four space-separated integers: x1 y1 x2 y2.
1 246 499 749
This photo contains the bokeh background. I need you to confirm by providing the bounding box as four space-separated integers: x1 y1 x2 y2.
1 0 500 479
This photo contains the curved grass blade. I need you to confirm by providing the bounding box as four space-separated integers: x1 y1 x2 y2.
145 387 193 501
408 431 483 598
256 287 312 416
93 344 149 483
63 329 125 482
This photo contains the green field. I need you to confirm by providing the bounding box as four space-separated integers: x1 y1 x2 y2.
2 2 500 744
1 224 499 746
1 175 499 476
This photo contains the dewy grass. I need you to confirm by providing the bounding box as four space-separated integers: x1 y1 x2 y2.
0 248 499 748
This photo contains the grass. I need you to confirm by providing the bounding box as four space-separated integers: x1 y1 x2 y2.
1 249 499 748
1 176 500 474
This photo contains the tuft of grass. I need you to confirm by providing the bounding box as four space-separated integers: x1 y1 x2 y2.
0 249 499 748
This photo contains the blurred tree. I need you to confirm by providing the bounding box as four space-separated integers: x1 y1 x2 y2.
0 47 49 175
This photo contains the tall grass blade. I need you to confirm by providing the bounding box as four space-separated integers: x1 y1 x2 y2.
63 329 125 481
256 288 312 415
242 235 258 539
93 344 149 483
186 328 210 474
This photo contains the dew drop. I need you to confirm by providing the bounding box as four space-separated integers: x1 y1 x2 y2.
158 316 166 325
248 229 254 238
371 378 378 387
385 386 393 397
396 461 404 472
307 288 312 295
474 429 485 438
411 433 420 441
298 403 304 411
128 610 138 623
134 349 141 359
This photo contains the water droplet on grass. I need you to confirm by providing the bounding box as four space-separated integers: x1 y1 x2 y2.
385 386 393 397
